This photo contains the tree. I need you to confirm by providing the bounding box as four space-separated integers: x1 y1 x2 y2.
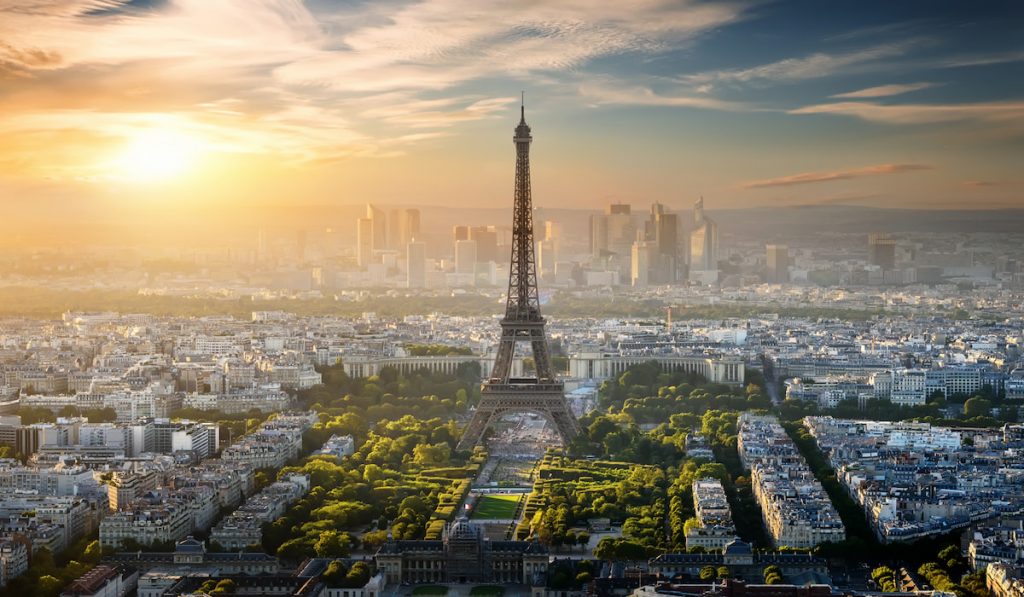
588 417 619 443
38 575 64 597
964 397 992 417
321 560 348 587
345 562 372 588
277 536 315 560
82 540 102 564
314 530 350 558
871 566 897 592
412 442 451 465
700 566 716 581
213 579 237 595
361 529 389 551
717 566 730 579
577 532 590 550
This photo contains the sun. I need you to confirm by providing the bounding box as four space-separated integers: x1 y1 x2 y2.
112 129 203 183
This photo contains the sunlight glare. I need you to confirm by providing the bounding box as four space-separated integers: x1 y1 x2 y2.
113 129 203 183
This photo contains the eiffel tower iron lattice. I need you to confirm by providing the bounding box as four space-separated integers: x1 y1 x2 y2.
457 102 580 451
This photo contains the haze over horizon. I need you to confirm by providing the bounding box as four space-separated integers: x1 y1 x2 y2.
1 0 1022 213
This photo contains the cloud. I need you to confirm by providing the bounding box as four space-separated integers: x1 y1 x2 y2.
941 50 1024 68
683 41 916 86
742 163 931 189
275 0 745 92
789 100 1024 127
962 180 1005 188
578 82 750 111
831 82 934 99
0 0 750 176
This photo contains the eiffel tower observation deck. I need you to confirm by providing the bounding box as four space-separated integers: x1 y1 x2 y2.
456 102 580 451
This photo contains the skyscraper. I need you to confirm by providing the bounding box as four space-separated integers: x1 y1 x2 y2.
689 197 719 273
455 239 477 275
356 217 373 268
366 204 387 253
387 208 401 250
654 211 678 283
766 244 789 283
868 233 896 270
452 225 470 257
401 209 421 246
631 240 656 287
469 226 498 263
407 241 426 288
589 213 608 257
605 203 635 258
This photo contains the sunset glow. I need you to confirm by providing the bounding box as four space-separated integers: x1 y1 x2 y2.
0 1 1020 210
109 129 203 184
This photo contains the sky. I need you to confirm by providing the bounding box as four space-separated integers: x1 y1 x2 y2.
1 0 1022 212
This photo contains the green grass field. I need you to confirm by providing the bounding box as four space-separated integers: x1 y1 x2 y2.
470 494 521 519
412 586 448 596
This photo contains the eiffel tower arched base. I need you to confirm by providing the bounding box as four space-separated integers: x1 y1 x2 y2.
456 384 580 451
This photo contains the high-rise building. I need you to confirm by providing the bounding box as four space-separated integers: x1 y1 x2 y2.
356 218 373 268
631 240 656 287
366 204 387 252
452 225 470 258
589 203 635 261
654 211 678 283
606 203 635 258
589 213 608 257
455 239 477 275
387 208 401 250
690 197 719 272
766 244 789 283
868 233 897 270
401 209 421 246
469 226 498 263
646 202 666 240
407 242 426 288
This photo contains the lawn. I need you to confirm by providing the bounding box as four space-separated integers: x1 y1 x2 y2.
470 494 521 519
412 586 448 596
470 586 505 597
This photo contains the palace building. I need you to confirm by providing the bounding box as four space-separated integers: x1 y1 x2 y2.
374 518 548 585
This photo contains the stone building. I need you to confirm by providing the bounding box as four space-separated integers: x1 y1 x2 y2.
649 540 829 584
375 518 548 584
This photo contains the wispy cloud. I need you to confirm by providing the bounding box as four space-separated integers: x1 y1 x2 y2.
831 82 934 99
579 82 750 111
276 0 745 92
743 163 931 189
941 50 1024 68
789 100 1024 127
683 41 917 88
0 0 750 175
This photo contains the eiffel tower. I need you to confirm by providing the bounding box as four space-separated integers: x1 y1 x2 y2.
457 101 580 451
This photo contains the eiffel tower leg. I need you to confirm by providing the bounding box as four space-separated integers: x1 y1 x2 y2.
545 402 580 444
457 404 497 451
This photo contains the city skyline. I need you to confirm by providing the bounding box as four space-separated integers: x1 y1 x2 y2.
1 1 1022 214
